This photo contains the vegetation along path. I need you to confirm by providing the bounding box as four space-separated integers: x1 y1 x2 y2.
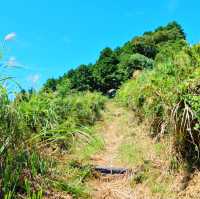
87 101 166 199
86 101 197 199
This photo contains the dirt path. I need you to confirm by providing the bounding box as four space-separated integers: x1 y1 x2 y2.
87 102 134 198
90 102 128 168
85 101 200 199
87 101 185 199
87 102 159 199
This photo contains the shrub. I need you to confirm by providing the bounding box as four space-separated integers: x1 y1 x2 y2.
116 44 200 166
0 88 106 197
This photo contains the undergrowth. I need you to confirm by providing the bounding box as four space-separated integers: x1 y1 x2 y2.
0 88 106 198
116 44 200 169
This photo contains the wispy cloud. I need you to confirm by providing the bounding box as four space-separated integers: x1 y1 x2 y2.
28 74 40 84
4 32 16 41
3 56 24 68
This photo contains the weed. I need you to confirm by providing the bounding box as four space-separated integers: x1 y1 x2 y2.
0 88 106 197
117 44 200 167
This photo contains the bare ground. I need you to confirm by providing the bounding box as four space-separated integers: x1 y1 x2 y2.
87 102 172 199
88 102 135 198
86 101 200 199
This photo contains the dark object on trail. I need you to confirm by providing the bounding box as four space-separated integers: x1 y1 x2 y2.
94 166 128 174
107 89 116 98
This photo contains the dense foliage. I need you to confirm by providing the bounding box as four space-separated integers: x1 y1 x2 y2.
1 21 196 198
116 43 200 167
0 89 106 198
43 21 185 94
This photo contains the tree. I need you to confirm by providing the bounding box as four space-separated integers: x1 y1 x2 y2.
42 21 186 94
69 64 94 91
118 53 154 80
123 21 186 59
92 48 120 93
43 78 57 92
56 78 71 97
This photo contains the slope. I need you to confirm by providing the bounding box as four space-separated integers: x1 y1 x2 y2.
87 101 187 199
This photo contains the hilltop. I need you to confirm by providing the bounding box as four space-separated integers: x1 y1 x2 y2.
1 21 200 198
42 21 186 94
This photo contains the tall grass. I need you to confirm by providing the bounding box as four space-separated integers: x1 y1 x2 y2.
0 88 106 198
116 44 200 167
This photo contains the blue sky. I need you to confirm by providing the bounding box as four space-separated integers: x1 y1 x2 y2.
0 0 199 91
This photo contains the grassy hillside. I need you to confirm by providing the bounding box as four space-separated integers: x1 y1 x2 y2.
1 21 200 198
116 44 200 168
0 89 106 198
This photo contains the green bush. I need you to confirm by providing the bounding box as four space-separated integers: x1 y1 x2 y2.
0 88 106 198
43 21 185 94
116 44 200 166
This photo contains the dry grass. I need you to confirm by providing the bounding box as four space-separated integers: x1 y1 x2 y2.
43 190 72 199
87 101 191 199
178 171 200 199
89 173 135 199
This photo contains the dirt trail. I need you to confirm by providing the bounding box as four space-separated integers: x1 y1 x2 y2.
90 102 128 168
87 101 199 199
88 102 134 199
88 102 158 199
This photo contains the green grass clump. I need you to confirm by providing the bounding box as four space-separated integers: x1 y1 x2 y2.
0 88 106 198
116 44 200 167
119 143 144 166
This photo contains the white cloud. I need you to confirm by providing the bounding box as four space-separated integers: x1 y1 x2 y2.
4 32 16 41
28 74 40 84
5 56 24 68
7 56 17 67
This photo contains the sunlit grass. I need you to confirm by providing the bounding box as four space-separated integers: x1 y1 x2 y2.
0 88 106 198
118 143 144 166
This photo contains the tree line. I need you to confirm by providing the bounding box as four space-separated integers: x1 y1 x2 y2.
43 21 186 95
